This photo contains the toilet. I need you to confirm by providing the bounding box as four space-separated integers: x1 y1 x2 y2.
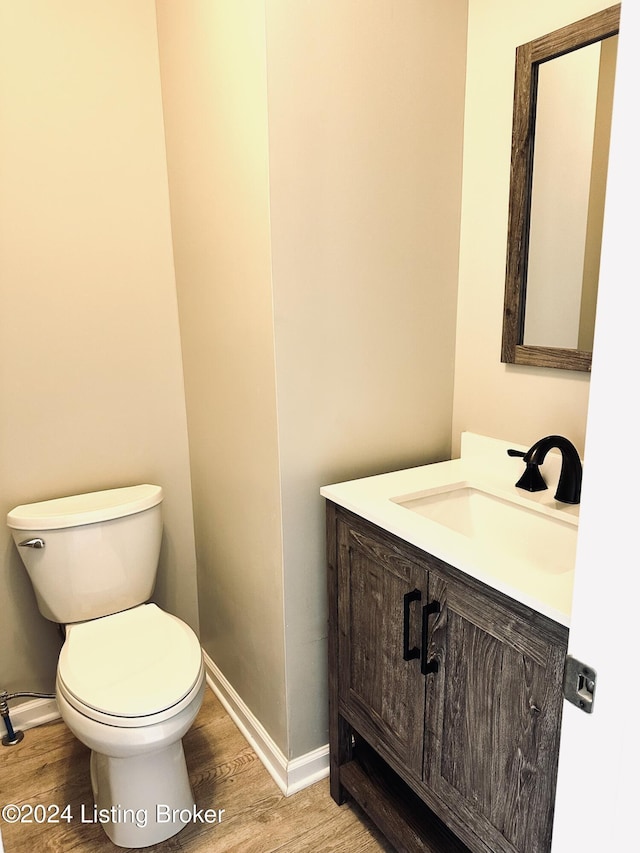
6 484 205 849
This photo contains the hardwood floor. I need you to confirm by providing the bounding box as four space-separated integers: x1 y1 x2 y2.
0 687 393 852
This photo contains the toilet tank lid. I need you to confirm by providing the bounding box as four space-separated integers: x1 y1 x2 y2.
7 484 163 531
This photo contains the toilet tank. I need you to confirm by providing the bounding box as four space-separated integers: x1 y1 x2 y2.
7 485 163 624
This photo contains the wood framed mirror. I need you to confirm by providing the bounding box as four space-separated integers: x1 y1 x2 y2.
501 5 620 372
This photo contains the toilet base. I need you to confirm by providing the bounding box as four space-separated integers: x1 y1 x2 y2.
90 739 195 848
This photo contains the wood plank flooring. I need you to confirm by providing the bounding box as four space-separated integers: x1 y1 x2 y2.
0 687 393 853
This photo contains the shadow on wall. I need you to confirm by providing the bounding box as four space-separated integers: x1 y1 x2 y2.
3 538 62 693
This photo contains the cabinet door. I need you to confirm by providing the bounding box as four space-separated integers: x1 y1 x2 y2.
337 517 427 778
423 571 568 853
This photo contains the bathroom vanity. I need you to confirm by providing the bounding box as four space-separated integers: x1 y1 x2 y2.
322 434 577 853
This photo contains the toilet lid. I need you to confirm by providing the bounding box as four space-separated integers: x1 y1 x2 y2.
58 604 202 718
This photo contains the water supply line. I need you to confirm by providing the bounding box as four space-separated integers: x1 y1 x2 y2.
1 689 56 746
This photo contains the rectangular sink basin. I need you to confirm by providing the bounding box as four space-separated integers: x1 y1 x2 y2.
391 484 577 576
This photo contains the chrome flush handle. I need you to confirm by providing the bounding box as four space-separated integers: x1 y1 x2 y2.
18 538 45 549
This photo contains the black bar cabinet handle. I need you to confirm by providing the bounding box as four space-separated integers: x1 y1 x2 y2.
421 601 440 675
403 589 421 661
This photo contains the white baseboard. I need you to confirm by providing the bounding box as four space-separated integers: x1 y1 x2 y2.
202 651 329 797
4 696 60 733
3 652 330 799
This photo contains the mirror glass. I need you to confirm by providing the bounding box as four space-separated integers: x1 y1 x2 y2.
501 5 620 372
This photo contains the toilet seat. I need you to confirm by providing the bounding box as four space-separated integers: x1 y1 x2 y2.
57 604 203 728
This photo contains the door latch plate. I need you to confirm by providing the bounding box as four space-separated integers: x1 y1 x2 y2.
563 655 596 713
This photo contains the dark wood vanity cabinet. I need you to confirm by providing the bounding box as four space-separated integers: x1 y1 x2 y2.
327 502 569 853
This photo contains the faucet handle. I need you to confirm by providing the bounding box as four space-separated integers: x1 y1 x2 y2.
507 448 526 458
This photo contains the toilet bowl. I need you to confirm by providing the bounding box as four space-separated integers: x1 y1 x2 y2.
56 604 205 847
7 485 205 849
54 604 205 847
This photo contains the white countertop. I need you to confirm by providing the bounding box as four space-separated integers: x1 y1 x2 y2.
321 433 579 626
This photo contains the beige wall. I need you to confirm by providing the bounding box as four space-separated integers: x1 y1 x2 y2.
156 0 289 751
264 0 467 757
0 1 198 701
452 0 612 457
157 0 467 758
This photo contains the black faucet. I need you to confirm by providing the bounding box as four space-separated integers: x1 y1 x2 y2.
508 435 582 504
